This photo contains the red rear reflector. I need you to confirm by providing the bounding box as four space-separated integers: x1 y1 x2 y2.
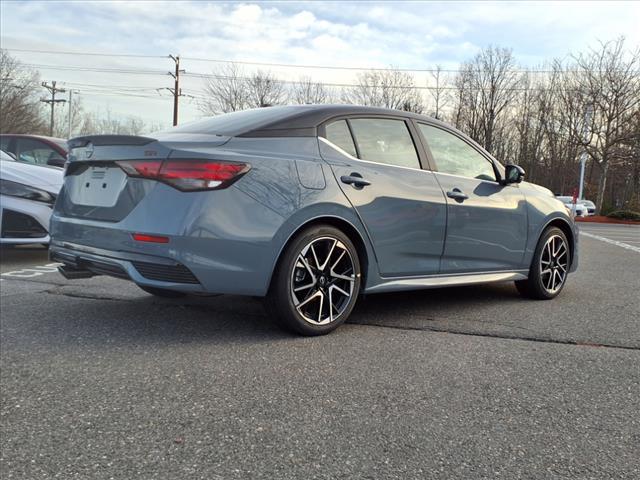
132 233 169 243
116 160 250 191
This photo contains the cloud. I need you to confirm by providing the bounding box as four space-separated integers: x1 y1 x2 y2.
1 0 638 125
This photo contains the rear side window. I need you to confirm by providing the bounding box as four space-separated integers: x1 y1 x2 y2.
16 138 64 166
0 136 10 152
349 118 420 169
418 124 495 181
325 120 357 157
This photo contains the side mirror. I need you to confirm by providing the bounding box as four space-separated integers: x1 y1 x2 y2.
503 164 525 185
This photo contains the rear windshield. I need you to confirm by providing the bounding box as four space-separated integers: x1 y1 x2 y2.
166 106 301 136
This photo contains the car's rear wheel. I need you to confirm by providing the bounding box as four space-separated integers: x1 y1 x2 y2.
138 285 187 298
515 226 570 300
266 225 361 336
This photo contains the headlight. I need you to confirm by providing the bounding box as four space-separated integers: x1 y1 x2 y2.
0 179 57 204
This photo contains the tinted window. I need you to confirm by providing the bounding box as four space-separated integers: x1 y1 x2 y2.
419 124 495 181
325 120 357 157
349 118 420 169
16 138 65 166
0 136 10 153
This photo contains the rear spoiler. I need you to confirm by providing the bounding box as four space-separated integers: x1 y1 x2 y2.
68 135 155 148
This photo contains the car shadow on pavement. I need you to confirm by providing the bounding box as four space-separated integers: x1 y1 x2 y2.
14 280 528 350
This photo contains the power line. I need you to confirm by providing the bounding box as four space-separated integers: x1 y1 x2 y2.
6 48 166 59
8 47 640 75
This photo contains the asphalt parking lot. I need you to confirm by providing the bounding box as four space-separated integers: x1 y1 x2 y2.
1 224 639 479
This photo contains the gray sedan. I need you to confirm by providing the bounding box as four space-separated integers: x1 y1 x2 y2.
50 105 578 335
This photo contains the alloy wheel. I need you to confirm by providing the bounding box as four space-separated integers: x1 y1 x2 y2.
290 236 356 325
539 234 568 294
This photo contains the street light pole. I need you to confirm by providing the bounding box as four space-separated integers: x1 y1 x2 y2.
578 104 593 200
68 89 73 139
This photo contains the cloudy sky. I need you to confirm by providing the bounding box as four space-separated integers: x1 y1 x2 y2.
1 0 638 129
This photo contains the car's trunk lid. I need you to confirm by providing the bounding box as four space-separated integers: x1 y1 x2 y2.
59 134 231 222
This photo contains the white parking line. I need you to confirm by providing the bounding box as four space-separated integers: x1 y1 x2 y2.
0 263 62 280
580 232 640 253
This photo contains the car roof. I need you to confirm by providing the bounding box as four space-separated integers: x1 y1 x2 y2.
238 104 448 136
165 104 449 139
0 133 67 142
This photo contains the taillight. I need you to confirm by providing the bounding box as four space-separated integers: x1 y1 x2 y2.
116 159 250 191
132 233 169 243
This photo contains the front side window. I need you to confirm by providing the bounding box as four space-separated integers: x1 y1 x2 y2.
349 118 420 169
325 120 357 157
418 124 495 181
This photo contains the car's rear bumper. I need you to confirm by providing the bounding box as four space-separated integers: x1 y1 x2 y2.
50 242 207 292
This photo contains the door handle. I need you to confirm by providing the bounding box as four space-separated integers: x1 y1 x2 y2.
341 174 371 188
446 188 469 201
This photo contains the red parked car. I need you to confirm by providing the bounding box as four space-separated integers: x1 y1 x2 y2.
0 134 68 168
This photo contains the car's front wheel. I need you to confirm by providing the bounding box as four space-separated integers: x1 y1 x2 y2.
266 225 361 336
515 226 570 300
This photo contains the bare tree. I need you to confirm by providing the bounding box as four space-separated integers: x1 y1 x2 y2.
200 64 287 114
0 49 46 134
564 38 640 213
291 76 332 104
428 65 450 120
342 69 424 113
78 108 152 136
453 46 521 154
200 63 249 114
246 70 286 108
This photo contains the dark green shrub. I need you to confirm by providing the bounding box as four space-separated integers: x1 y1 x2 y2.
607 210 640 221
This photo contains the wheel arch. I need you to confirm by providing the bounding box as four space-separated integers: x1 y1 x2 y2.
541 217 575 266
268 215 372 293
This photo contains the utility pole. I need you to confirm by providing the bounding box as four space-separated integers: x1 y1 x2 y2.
578 104 593 200
41 81 66 136
168 55 185 126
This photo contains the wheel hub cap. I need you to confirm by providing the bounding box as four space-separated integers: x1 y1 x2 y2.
290 237 356 326
540 234 568 294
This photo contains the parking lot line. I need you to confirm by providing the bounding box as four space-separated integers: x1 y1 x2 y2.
580 231 640 253
0 263 62 280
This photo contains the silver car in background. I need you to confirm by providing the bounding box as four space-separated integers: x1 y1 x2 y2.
556 196 589 217
50 105 578 335
1 150 63 245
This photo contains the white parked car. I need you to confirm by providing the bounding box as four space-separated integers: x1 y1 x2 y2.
555 196 589 217
581 199 596 215
1 150 63 245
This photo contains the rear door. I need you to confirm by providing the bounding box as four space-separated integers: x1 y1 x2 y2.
416 123 527 273
319 116 446 277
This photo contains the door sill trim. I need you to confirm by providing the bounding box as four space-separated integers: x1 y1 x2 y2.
366 270 528 293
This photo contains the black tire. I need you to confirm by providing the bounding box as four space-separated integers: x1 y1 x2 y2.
265 225 361 336
138 285 187 298
515 226 570 300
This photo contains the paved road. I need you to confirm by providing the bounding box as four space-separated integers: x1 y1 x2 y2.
1 225 639 479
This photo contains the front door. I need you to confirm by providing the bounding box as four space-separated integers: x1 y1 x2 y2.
417 123 528 273
319 117 447 277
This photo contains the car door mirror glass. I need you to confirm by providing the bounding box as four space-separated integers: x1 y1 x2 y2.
504 164 525 184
